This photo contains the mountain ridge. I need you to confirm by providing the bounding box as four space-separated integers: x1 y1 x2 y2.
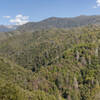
17 15 100 32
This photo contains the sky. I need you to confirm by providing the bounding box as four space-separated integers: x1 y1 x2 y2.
0 0 100 25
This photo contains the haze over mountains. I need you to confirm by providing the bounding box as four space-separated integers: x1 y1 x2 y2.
1 15 100 32
0 25 18 32
17 15 100 32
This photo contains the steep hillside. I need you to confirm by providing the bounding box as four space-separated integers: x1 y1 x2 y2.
17 15 100 32
0 56 58 100
1 25 100 100
0 25 99 71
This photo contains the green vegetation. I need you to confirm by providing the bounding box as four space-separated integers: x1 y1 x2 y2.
0 25 100 99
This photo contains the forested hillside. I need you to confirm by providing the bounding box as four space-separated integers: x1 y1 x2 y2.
17 15 100 32
1 24 100 100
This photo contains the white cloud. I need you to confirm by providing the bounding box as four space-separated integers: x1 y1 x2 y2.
3 16 11 19
93 6 97 8
93 0 100 8
9 14 29 25
96 0 100 7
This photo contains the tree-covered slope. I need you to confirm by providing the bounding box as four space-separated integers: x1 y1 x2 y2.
0 25 99 71
1 25 100 99
17 15 100 32
0 56 58 100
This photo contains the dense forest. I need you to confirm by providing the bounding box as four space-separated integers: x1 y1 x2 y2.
1 22 100 100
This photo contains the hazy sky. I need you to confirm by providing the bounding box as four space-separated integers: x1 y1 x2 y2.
0 0 100 25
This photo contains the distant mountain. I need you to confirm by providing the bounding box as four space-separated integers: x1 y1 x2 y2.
0 25 18 32
17 15 100 32
1 15 100 32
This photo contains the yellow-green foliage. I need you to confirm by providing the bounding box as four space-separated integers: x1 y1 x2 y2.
0 25 100 100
